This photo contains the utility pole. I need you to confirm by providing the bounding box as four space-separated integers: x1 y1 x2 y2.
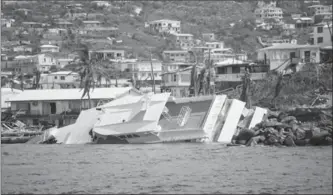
149 47 156 94
207 48 212 95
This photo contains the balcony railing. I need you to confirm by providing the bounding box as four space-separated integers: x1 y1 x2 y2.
216 72 267 82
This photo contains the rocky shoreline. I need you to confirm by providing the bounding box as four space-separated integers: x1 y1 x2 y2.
232 107 333 147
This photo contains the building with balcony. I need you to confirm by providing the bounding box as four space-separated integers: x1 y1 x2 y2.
310 23 332 46
256 44 321 72
204 41 224 49
37 53 58 72
82 20 102 28
55 20 73 28
13 45 34 53
2 55 38 74
294 17 314 28
308 5 332 16
255 6 283 23
6 87 141 127
40 45 60 53
169 33 194 50
1 18 15 28
89 49 125 60
214 59 269 89
204 48 248 63
162 50 192 63
39 71 80 89
147 19 181 34
131 60 163 86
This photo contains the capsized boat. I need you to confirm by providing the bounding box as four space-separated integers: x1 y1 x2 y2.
91 93 216 144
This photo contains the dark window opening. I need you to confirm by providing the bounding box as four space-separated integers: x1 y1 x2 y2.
317 37 323 43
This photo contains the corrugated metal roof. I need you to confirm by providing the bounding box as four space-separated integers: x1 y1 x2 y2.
7 87 136 102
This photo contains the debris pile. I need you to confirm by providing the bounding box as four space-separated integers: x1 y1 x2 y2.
232 107 332 147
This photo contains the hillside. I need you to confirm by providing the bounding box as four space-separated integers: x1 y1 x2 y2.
1 0 311 60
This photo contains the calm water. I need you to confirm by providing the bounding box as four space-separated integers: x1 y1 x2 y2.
1 144 332 194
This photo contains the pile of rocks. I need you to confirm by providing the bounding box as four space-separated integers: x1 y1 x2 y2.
232 107 332 147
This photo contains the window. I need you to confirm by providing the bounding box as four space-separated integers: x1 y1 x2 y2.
44 58 46 62
173 74 177 82
54 76 57 79
232 66 241 73
317 37 323 43
60 76 65 80
317 26 323 33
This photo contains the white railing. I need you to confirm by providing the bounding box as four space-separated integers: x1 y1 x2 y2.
216 72 267 82
177 106 192 127
161 107 172 121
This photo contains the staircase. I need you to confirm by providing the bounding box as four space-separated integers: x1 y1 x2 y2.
177 106 192 127
161 107 172 121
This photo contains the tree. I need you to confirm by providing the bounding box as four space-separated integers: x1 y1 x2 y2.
70 43 112 109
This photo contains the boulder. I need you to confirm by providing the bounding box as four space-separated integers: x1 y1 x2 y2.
281 116 297 123
278 112 288 122
294 139 309 146
283 135 296 147
309 134 332 146
235 129 255 142
264 134 280 145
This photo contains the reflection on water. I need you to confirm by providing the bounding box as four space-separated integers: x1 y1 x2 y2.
1 144 332 194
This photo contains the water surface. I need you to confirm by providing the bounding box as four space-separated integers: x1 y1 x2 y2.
1 144 332 194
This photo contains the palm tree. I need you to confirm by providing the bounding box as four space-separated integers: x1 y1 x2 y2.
71 43 112 108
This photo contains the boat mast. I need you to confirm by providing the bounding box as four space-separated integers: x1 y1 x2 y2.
149 47 156 94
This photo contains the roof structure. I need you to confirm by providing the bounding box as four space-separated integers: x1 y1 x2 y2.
258 44 320 51
7 87 139 102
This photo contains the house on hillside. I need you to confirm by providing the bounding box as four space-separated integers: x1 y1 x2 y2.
55 21 73 28
204 41 225 49
1 18 15 28
169 33 194 50
132 60 163 86
255 5 283 23
147 19 181 34
37 53 57 72
39 71 80 89
294 17 314 28
202 33 216 42
82 20 102 28
40 45 60 53
89 49 125 60
3 55 38 74
6 87 141 127
16 8 32 16
310 22 332 46
307 5 332 16
12 45 34 53
91 1 111 7
162 50 192 63
256 44 321 72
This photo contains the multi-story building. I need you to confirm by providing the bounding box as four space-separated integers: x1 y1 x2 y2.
89 49 125 60
204 41 224 49
3 55 38 74
257 0 277 8
37 53 58 72
1 18 15 28
256 44 321 72
162 50 192 63
204 48 248 63
307 5 332 16
40 45 60 53
310 23 332 46
147 19 181 34
202 33 216 42
82 21 102 28
132 60 163 85
39 71 80 89
255 6 283 23
294 17 314 28
169 33 194 50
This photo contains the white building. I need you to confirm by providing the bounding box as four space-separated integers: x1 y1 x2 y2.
204 48 248 63
132 60 163 84
40 45 60 53
39 71 80 89
6 87 141 126
255 6 283 23
162 50 191 63
257 44 321 71
1 18 15 28
310 23 332 46
91 1 111 7
37 53 57 72
307 5 332 16
148 19 181 34
204 41 224 49
170 33 194 50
